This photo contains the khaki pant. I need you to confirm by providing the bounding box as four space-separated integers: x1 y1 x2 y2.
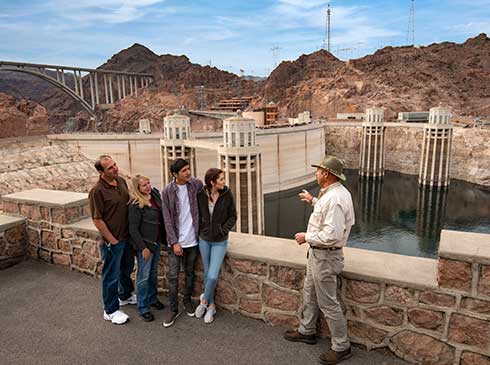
299 248 350 352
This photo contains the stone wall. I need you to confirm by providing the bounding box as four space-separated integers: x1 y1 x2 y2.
324 123 490 187
4 189 490 364
0 215 26 269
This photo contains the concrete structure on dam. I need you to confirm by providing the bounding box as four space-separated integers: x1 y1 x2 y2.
359 107 385 178
48 120 326 194
418 107 453 188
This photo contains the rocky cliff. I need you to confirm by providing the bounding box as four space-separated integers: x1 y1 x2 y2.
0 92 48 138
257 33 490 120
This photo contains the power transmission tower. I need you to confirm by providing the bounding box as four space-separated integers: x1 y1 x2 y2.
407 0 415 46
271 46 281 68
322 3 331 52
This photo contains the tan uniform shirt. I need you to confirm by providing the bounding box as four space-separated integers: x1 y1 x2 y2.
305 182 355 248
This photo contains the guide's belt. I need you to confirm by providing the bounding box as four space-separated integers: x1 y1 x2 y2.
310 245 342 251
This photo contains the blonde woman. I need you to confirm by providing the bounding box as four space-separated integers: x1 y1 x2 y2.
128 175 166 322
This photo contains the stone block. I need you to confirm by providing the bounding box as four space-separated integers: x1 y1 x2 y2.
52 253 71 267
408 308 444 331
72 248 96 272
460 352 490 365
6 242 25 257
389 330 454 365
478 265 490 297
384 285 416 306
51 208 66 224
61 229 75 238
41 230 57 250
264 312 299 329
268 265 305 290
19 204 41 221
215 280 237 305
262 284 300 311
345 280 381 304
57 239 73 253
0 236 7 256
64 207 82 223
461 297 490 315
3 202 19 214
234 275 260 295
348 320 388 344
27 244 38 258
239 298 262 314
82 240 99 259
364 306 404 327
228 257 267 275
448 313 490 348
419 290 456 308
38 248 52 263
5 225 24 243
40 207 50 221
27 229 40 245
437 258 472 292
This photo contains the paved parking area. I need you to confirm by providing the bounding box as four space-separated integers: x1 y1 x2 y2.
0 261 408 365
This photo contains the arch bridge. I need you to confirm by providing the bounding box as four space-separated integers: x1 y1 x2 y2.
0 61 154 118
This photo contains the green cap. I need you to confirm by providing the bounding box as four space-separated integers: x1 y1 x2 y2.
311 155 347 181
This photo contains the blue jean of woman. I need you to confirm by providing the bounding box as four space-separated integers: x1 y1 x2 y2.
199 239 228 304
136 244 161 315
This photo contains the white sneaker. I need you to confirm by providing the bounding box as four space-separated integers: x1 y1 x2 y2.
204 306 216 324
195 293 208 319
103 310 129 325
119 293 137 306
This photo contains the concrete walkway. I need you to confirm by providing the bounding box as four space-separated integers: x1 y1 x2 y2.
0 261 408 365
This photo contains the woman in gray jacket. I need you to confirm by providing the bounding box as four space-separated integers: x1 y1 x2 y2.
128 174 166 322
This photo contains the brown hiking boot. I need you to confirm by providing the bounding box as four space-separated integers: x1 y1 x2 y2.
319 347 352 364
283 329 317 345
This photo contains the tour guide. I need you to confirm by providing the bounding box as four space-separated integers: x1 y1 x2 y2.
284 155 355 365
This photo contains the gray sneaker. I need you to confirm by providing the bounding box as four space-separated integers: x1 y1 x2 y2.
195 294 208 319
204 306 216 324
162 309 180 328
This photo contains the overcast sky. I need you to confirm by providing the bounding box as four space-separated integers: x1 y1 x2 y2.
1 0 489 76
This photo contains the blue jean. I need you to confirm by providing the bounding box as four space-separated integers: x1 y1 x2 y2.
119 240 135 301
136 245 161 315
100 241 126 314
199 239 228 305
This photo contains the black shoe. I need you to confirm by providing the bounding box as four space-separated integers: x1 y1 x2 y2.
151 300 165 310
184 301 197 317
140 312 154 322
162 309 180 328
284 330 317 345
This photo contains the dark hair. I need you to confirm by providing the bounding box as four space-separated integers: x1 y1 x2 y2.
94 155 112 172
204 168 224 192
170 158 189 176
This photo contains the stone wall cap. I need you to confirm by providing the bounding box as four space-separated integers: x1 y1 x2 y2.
2 189 88 208
439 229 490 263
0 214 25 231
227 232 438 289
66 217 97 233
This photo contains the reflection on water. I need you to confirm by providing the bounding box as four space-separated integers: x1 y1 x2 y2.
264 170 490 258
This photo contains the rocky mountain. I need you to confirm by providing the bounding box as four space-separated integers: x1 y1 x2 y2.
2 34 490 131
0 92 48 138
256 33 490 119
